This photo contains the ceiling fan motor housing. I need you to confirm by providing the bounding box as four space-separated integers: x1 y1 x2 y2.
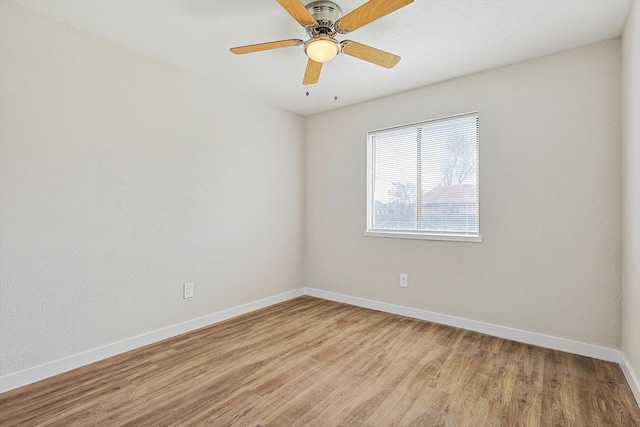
305 1 343 36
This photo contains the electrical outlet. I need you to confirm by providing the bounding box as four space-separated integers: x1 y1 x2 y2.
400 274 408 288
183 282 194 299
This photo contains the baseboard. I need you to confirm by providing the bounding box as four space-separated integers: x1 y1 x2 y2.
0 288 304 394
1 287 632 399
621 353 640 406
304 288 621 363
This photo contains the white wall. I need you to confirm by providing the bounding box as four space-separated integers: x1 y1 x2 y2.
0 0 631 394
0 2 304 376
622 0 640 395
305 40 621 349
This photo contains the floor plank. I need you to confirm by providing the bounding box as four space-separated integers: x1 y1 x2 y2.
1 296 639 426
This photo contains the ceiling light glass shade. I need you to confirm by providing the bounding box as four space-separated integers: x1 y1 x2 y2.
305 37 339 63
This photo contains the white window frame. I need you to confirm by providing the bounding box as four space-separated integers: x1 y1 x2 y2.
365 112 482 242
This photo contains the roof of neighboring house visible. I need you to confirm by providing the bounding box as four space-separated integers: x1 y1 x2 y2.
422 184 476 204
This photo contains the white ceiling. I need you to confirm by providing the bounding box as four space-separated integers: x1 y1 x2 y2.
15 0 633 116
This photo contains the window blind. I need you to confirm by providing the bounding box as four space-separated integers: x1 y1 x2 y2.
367 113 479 238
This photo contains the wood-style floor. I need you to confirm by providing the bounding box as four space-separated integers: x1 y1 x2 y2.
1 296 639 426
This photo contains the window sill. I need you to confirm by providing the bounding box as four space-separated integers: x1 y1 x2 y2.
365 230 483 243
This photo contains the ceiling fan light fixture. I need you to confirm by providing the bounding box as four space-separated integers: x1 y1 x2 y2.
230 0 413 84
305 36 339 63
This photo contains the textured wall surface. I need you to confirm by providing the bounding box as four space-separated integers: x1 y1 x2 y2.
622 0 640 388
0 2 304 376
304 40 622 348
0 0 630 385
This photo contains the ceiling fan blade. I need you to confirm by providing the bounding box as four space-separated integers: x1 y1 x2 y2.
341 40 400 68
336 0 413 34
230 39 304 55
303 59 322 85
276 0 317 27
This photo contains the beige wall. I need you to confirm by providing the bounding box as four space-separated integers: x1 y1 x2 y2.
305 40 622 348
0 2 304 376
622 0 640 390
0 0 632 387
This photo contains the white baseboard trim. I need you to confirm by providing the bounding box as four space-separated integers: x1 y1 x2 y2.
2 287 635 403
304 288 621 363
621 353 640 406
0 288 304 394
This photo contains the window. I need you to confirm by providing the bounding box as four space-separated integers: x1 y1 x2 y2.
366 112 481 242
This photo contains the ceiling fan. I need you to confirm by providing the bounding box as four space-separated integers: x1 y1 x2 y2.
229 0 413 85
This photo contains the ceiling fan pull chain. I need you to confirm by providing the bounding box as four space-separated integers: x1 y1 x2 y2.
334 62 339 101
